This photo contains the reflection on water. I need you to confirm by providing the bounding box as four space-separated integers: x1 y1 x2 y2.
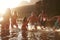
0 22 60 40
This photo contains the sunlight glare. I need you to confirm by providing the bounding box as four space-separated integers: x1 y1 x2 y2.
0 17 3 22
0 0 21 14
0 0 31 14
25 0 31 3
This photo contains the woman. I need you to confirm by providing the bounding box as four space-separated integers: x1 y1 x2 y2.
21 17 28 40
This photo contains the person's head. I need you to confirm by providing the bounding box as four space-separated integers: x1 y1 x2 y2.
23 17 27 22
31 12 36 16
6 8 11 14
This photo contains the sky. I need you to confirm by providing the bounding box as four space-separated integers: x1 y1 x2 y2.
19 0 40 6
0 0 39 13
0 0 39 8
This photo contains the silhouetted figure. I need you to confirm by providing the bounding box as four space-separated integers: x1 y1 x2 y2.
38 11 47 28
11 11 18 28
1 8 11 40
28 12 38 30
54 16 60 29
21 17 28 40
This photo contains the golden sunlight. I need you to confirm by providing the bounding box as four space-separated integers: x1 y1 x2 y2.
0 0 31 15
0 17 3 22
25 0 31 3
0 0 20 15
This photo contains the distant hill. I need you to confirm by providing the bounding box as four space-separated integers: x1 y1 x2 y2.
12 0 60 18
13 5 35 18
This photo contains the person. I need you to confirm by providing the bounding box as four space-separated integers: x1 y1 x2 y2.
1 8 11 40
38 11 47 28
27 12 38 30
54 16 60 29
11 11 18 28
21 17 28 40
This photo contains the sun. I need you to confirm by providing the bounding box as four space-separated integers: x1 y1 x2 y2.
0 0 21 15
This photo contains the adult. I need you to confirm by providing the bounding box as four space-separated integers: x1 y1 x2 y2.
27 12 38 30
54 16 60 29
11 11 18 28
1 8 11 40
21 17 28 40
38 11 47 27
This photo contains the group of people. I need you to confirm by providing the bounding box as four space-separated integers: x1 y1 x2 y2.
22 11 60 31
21 11 60 40
21 11 48 31
1 8 18 40
21 11 48 40
1 8 60 40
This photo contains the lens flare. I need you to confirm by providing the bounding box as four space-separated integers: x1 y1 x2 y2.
0 0 31 15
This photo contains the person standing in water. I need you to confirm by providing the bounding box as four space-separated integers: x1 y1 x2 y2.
21 17 28 40
1 8 11 40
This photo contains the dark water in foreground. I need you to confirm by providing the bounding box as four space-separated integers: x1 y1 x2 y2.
0 28 60 40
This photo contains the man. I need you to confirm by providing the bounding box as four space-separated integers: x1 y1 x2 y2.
38 11 47 27
1 8 11 40
28 12 38 30
11 11 18 28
